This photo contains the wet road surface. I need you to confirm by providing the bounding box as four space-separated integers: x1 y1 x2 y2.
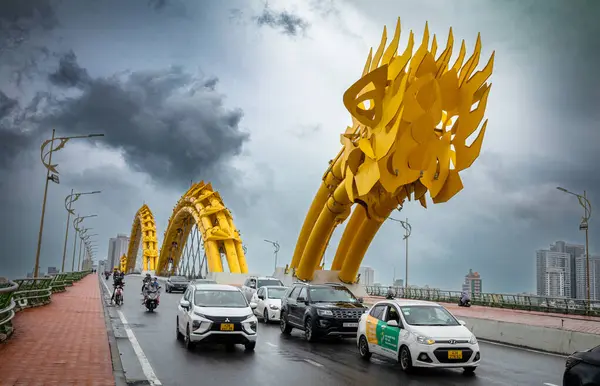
104 278 566 386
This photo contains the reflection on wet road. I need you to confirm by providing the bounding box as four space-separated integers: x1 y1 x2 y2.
111 279 565 386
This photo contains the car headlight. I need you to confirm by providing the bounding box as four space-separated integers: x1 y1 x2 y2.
242 315 258 334
416 335 436 345
191 313 212 333
269 304 280 310
469 334 478 345
317 309 333 317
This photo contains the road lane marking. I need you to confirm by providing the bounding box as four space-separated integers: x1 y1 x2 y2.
543 383 559 386
117 310 162 386
266 342 277 348
304 358 323 367
479 339 567 358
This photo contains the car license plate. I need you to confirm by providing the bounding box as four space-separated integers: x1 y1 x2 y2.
343 322 358 328
448 350 463 359
220 323 234 331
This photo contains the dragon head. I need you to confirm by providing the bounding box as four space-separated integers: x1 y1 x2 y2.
338 18 494 219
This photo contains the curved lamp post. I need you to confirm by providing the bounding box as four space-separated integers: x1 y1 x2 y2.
61 190 101 272
389 217 412 289
71 215 96 271
33 129 104 277
557 186 593 308
264 239 280 273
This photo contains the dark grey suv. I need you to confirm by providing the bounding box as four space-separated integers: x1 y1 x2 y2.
165 275 190 293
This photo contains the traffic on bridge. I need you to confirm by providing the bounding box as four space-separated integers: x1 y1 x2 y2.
1 1 600 386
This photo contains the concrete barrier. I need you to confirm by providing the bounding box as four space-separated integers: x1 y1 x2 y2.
460 316 600 355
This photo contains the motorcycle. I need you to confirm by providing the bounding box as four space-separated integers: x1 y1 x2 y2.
114 284 124 306
105 272 110 280
144 286 161 312
458 298 471 307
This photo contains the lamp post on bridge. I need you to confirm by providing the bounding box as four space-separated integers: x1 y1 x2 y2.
557 186 592 309
72 214 97 271
389 217 412 290
80 233 97 271
61 190 101 272
33 129 104 277
264 239 280 274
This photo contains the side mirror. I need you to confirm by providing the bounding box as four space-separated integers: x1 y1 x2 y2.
250 302 258 309
258 295 265 300
297 296 306 303
458 320 467 326
357 297 364 303
180 300 190 310
387 319 399 327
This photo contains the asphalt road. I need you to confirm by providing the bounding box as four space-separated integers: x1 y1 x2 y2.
104 277 566 386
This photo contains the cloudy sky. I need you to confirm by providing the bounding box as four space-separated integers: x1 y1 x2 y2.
1 0 598 293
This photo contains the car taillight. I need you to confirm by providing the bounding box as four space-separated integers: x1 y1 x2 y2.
565 356 582 370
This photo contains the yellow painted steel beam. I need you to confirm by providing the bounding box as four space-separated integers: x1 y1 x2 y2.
125 204 158 273
291 17 495 281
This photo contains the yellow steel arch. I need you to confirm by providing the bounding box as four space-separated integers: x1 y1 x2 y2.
125 204 159 272
154 181 248 276
291 18 495 283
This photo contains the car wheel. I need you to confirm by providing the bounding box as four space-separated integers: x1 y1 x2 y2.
280 312 292 335
304 317 316 342
358 335 372 360
263 309 269 323
244 342 256 351
176 317 183 341
399 346 413 372
184 325 194 350
463 366 476 374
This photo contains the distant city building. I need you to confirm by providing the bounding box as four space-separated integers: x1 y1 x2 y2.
550 241 584 298
47 267 58 275
358 266 375 286
26 272 33 278
461 269 482 297
373 282 382 287
108 234 129 269
536 248 572 298
393 279 404 287
575 255 600 301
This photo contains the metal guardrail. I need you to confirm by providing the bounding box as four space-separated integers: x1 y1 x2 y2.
0 280 18 342
365 286 600 317
0 270 92 342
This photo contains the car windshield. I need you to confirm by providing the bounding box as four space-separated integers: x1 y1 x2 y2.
170 276 187 282
309 286 358 302
257 279 283 287
267 288 287 299
194 290 248 308
400 305 460 326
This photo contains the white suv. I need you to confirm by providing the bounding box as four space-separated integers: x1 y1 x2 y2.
241 276 284 301
176 283 258 351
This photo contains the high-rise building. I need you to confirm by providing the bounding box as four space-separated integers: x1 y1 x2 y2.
550 241 584 298
461 269 482 296
47 267 58 275
358 266 375 286
108 234 130 269
575 255 600 301
536 249 571 298
393 279 404 287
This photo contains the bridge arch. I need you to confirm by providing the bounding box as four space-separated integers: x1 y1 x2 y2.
125 204 159 272
289 19 495 283
154 181 248 276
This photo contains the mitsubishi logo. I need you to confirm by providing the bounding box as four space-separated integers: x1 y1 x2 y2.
225 318 230 323
448 339 456 345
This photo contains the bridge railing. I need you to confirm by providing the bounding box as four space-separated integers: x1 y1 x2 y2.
0 270 92 342
365 286 600 317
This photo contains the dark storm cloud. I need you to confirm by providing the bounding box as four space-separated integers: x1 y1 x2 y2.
0 0 58 50
41 52 249 188
254 4 309 36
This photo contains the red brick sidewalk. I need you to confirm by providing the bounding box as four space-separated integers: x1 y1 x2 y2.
365 296 600 335
0 274 115 386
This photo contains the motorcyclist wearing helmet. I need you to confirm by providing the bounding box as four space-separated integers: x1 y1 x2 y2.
141 273 152 292
111 271 125 303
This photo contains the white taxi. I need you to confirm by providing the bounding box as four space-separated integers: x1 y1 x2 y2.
176 284 258 351
357 299 480 374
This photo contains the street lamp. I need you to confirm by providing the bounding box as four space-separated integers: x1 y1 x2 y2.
71 215 96 271
33 129 104 277
79 231 97 271
61 190 101 272
389 217 412 290
264 239 280 273
557 186 593 308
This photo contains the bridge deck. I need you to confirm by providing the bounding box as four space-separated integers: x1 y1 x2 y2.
364 296 600 335
0 274 114 385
